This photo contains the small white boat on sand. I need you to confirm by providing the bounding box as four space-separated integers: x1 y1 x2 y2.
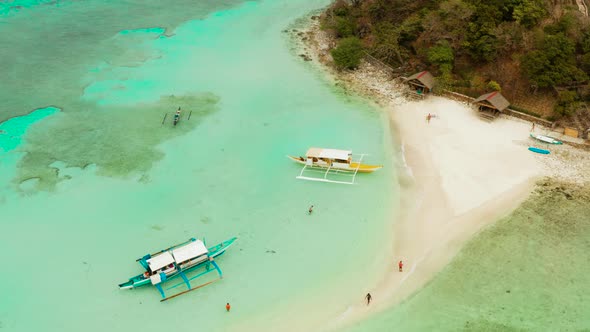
530 133 562 145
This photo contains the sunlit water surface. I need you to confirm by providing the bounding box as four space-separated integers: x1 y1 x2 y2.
0 1 399 331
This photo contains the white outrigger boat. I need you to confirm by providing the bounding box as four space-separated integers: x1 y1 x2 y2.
530 133 563 145
288 147 382 185
118 237 237 302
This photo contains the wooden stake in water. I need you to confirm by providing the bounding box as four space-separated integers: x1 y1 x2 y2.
161 113 168 125
188 111 192 121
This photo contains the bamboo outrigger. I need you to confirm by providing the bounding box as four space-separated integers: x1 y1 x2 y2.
288 147 382 185
118 237 237 301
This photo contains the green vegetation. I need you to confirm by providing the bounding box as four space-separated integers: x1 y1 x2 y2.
488 80 501 91
331 37 364 70
513 0 547 28
427 40 454 71
555 90 581 117
521 33 587 88
321 0 590 119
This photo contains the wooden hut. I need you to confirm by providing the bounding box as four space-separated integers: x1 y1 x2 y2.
404 71 435 98
473 91 510 120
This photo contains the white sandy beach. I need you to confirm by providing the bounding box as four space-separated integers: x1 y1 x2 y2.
295 19 590 331
325 96 546 330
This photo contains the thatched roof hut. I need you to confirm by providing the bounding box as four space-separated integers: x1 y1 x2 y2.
474 91 510 112
405 71 435 94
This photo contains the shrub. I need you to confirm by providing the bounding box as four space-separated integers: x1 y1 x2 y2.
334 17 356 38
372 22 408 66
398 14 424 45
331 37 364 70
512 0 547 28
546 115 558 121
331 0 350 17
554 90 579 117
427 40 454 67
487 80 501 91
521 33 588 88
466 31 498 62
581 53 590 73
437 70 454 91
581 30 590 53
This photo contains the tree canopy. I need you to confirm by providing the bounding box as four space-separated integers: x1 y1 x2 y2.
331 37 364 70
321 0 590 119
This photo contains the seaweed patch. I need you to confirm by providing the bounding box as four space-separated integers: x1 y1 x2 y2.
15 93 219 190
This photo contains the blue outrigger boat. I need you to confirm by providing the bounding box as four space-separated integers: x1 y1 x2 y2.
118 237 237 301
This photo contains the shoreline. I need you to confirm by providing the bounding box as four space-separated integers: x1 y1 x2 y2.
324 98 544 331
291 17 590 331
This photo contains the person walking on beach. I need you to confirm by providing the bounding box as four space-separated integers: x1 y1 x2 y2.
226 303 231 312
426 113 432 124
531 122 535 132
308 205 314 215
398 260 403 272
365 293 372 305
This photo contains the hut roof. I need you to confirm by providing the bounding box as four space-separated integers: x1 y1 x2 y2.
474 91 510 111
405 71 435 89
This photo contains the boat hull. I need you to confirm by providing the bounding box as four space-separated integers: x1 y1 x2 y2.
528 147 550 154
287 155 382 173
118 237 237 290
530 133 562 145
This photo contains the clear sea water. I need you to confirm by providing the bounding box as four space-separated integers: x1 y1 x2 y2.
0 1 399 331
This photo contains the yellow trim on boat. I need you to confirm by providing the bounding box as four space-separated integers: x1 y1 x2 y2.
287 155 382 173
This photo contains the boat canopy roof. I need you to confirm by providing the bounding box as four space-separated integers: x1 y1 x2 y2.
147 251 175 272
306 148 351 160
172 240 208 263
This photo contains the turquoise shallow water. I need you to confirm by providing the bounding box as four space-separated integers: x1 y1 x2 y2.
0 107 58 153
0 1 399 331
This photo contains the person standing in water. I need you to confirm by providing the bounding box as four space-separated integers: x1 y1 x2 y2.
226 303 231 312
173 107 181 126
308 205 314 215
365 293 372 305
